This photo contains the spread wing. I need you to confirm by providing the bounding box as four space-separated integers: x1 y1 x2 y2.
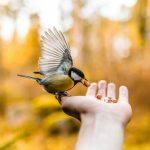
39 27 73 75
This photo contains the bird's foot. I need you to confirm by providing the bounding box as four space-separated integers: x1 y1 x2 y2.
55 92 71 103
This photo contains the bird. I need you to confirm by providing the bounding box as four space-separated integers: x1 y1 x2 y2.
17 27 90 99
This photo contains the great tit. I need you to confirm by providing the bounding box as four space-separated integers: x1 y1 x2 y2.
17 27 90 99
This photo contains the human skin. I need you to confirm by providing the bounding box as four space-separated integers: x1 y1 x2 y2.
60 80 132 150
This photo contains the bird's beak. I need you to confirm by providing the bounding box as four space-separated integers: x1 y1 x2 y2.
81 78 90 87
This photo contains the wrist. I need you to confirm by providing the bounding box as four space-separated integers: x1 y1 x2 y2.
77 113 124 150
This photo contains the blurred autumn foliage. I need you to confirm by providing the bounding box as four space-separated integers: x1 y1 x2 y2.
0 0 150 150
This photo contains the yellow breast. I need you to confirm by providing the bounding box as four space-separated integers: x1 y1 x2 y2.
43 74 74 93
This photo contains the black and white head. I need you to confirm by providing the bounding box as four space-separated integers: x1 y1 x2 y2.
68 67 90 87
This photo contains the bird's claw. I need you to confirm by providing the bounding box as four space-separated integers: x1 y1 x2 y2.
55 92 71 103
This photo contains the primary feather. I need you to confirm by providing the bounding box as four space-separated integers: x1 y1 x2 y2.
39 27 73 75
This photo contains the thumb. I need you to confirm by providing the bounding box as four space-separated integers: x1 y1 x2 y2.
61 96 83 111
61 96 83 120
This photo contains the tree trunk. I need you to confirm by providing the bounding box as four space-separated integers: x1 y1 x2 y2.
71 0 84 66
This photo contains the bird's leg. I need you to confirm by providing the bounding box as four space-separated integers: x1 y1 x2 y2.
55 92 71 103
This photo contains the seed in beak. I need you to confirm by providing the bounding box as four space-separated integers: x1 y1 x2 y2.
81 79 90 87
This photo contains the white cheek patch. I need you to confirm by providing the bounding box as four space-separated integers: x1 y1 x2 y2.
71 72 82 81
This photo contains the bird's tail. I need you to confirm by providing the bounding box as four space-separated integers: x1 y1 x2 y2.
17 74 41 84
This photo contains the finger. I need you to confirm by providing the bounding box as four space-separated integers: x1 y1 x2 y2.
118 86 129 103
97 80 107 98
86 82 97 97
107 83 116 99
61 96 81 120
61 96 81 112
61 96 90 113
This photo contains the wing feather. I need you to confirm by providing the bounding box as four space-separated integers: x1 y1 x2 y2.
48 29 66 50
39 28 73 75
59 30 70 50
41 37 63 54
47 30 65 52
53 27 67 50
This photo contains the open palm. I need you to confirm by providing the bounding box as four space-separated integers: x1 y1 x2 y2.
61 80 132 126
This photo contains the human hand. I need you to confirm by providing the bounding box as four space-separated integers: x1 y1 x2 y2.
61 80 132 150
61 80 132 127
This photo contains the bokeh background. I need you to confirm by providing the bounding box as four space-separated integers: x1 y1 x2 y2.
0 0 150 149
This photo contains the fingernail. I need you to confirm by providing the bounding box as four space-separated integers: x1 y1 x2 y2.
90 82 97 88
108 83 115 89
98 80 107 88
120 86 128 96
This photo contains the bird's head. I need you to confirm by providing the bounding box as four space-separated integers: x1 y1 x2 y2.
68 67 90 87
